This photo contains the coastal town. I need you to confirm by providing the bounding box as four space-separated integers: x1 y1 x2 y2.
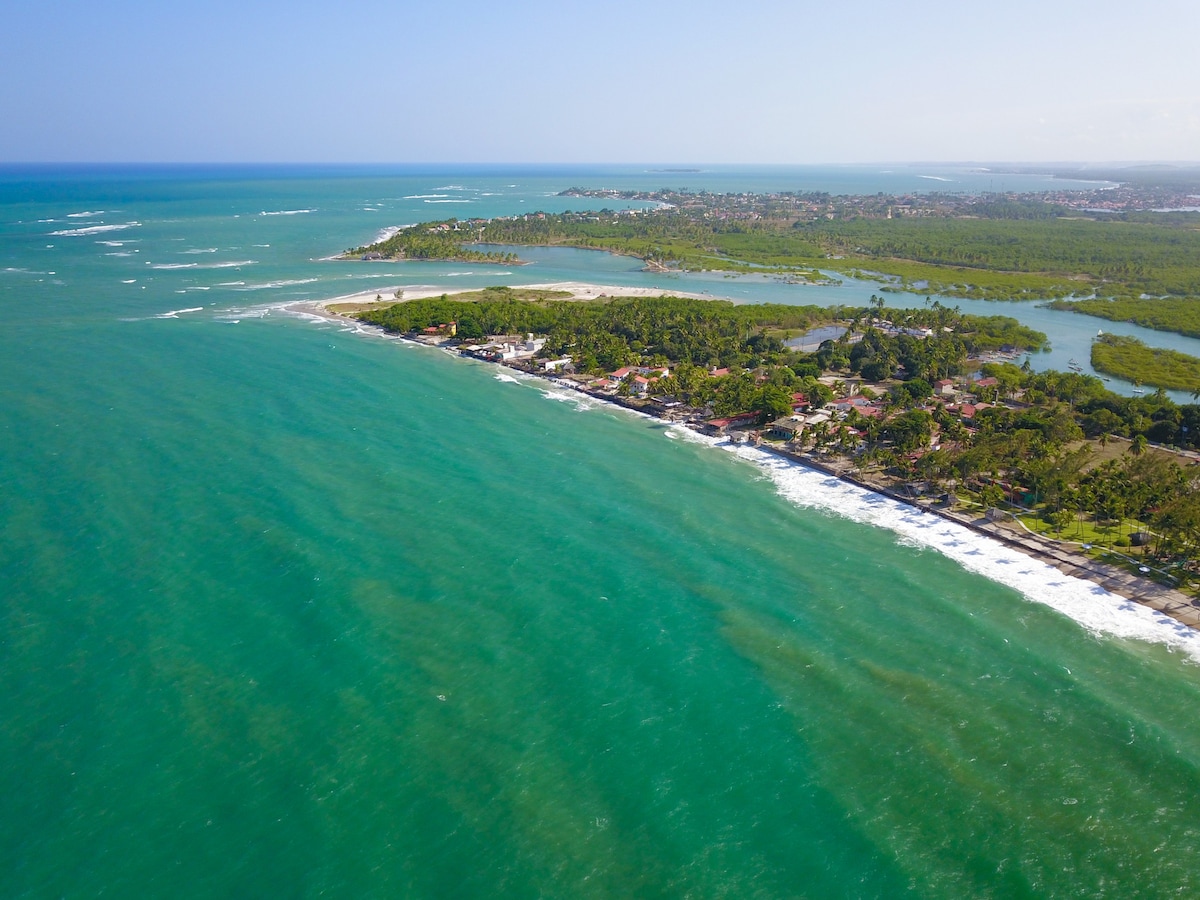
328 284 1200 631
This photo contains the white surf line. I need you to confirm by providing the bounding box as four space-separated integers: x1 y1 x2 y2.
680 435 1200 662
278 294 1200 662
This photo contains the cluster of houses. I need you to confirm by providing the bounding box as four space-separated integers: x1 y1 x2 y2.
700 373 1009 454
433 322 1013 459
934 375 1001 422
459 333 548 362
587 364 673 396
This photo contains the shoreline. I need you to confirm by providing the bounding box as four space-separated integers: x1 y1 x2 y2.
294 285 1200 640
306 281 720 311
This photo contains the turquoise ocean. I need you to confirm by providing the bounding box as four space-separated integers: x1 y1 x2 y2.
5 164 1200 897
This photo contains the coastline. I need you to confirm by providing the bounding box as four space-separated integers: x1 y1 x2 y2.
306 281 719 312
294 284 1200 642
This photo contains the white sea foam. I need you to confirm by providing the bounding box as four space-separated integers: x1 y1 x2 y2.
373 226 404 244
434 185 465 191
97 240 129 247
216 281 245 287
150 259 254 270
67 210 106 218
403 194 449 200
252 244 270 248
918 175 955 182
234 278 320 291
106 251 135 257
339 334 1198 659
424 199 472 204
50 222 140 236
156 306 204 318
540 387 603 411
688 435 1200 661
182 248 218 254
219 304 275 319
121 279 137 284
259 209 314 216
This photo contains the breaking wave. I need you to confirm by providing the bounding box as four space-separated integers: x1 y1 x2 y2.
50 222 140 236
688 435 1200 662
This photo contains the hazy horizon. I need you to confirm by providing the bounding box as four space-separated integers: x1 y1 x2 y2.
2 160 1198 170
4 0 1197 165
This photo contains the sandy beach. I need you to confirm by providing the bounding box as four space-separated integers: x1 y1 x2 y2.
294 282 1200 639
303 281 718 315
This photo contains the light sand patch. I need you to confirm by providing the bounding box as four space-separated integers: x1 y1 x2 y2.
299 282 728 319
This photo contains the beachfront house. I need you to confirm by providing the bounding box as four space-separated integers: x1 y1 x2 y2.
769 417 806 440
609 364 670 396
702 412 761 435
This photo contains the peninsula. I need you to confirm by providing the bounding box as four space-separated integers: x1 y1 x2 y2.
312 283 1200 629
342 171 1200 393
346 174 1200 311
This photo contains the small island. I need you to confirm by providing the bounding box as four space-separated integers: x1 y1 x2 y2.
1091 334 1200 393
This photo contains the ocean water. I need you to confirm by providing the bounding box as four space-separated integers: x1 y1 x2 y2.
4 165 1200 898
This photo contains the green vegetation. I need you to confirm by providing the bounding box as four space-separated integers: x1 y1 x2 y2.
898 368 1200 587
357 293 1046 426
1046 297 1200 340
425 286 573 303
358 294 833 371
476 214 828 277
1090 334 1200 393
357 293 1044 380
841 258 1079 301
346 222 519 264
356 287 1200 586
341 175 1200 589
803 217 1200 298
351 202 1200 307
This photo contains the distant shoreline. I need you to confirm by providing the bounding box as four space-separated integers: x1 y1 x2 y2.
294 284 1200 637
309 281 720 313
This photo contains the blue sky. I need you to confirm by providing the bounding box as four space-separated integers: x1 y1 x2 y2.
3 0 1197 163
